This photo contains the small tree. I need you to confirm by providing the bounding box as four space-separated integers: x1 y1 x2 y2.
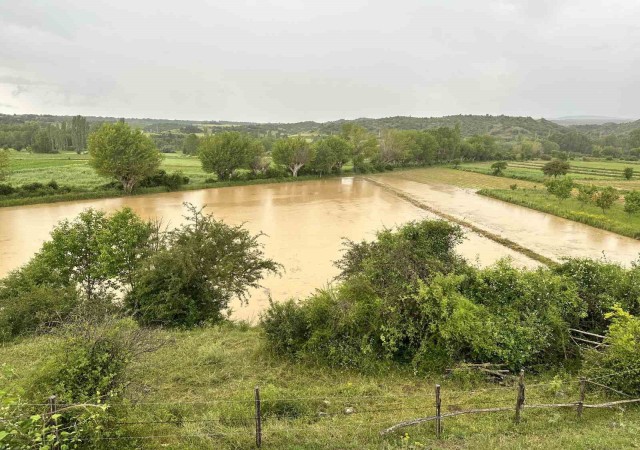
247 140 269 175
272 136 315 177
594 186 619 214
624 190 640 215
181 133 199 156
542 159 570 177
545 177 574 201
576 184 598 207
0 148 9 181
624 167 634 180
198 131 252 180
88 122 162 193
125 204 281 326
491 161 507 175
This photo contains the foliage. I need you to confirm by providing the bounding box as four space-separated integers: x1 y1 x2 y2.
88 121 162 193
198 131 253 180
491 161 507 175
138 169 189 190
542 159 571 177
545 177 574 201
576 184 598 207
272 136 315 177
624 190 640 215
593 186 619 214
584 307 640 395
264 221 584 371
0 148 9 181
125 204 281 326
624 166 634 180
181 133 199 155
311 136 352 174
247 140 269 175
40 208 155 302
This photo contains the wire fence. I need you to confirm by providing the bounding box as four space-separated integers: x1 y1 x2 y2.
6 366 640 448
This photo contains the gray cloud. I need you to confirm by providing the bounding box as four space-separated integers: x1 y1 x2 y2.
0 0 638 121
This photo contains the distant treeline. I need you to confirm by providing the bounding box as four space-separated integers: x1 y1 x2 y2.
2 113 640 160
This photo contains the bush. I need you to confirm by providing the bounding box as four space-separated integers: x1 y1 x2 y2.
126 204 281 327
138 169 189 190
583 307 640 395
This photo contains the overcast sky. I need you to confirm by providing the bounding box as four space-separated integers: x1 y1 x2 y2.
0 0 638 122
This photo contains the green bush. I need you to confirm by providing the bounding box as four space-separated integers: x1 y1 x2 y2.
583 307 640 395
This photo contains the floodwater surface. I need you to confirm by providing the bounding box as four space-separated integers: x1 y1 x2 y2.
0 178 536 320
372 171 640 265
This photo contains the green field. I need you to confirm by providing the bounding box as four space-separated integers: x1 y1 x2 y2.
2 324 638 449
459 159 640 189
5 150 209 189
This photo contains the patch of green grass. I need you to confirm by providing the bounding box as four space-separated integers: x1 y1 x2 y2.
2 325 639 449
478 188 640 239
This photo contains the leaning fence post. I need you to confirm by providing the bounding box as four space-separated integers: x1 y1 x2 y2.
254 386 262 448
435 384 442 439
515 369 525 424
577 377 586 419
48 395 60 450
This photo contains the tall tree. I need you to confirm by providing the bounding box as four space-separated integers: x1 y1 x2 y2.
71 115 90 154
88 121 162 193
181 133 199 156
198 131 252 180
272 136 315 177
341 124 378 171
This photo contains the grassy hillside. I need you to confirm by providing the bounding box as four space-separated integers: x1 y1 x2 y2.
2 324 639 449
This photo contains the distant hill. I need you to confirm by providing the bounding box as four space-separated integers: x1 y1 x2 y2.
567 119 640 138
550 116 636 126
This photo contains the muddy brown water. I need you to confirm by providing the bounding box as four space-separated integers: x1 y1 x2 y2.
0 178 543 320
371 172 640 266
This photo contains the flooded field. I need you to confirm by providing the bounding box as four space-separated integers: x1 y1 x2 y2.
0 177 536 320
372 170 640 265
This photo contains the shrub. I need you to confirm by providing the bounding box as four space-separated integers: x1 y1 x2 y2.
624 190 640 215
0 183 15 195
490 161 507 175
126 204 281 326
583 307 640 395
545 177 574 201
139 169 189 190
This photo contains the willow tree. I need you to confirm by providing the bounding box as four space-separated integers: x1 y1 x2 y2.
88 122 162 193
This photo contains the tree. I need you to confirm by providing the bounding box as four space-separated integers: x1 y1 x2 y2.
181 133 199 156
88 122 162 193
247 140 269 175
40 208 155 302
491 161 507 175
542 159 570 177
198 131 251 180
628 129 640 150
594 187 619 214
70 115 89 154
624 167 634 180
341 124 378 171
272 136 315 177
577 184 598 207
125 204 281 326
624 191 640 215
545 177 574 201
0 149 9 181
312 136 352 175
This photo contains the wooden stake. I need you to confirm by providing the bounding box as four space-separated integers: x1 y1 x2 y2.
48 395 60 450
577 377 586 419
254 387 262 448
435 384 442 438
515 369 525 424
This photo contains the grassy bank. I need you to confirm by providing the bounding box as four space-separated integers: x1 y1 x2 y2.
2 324 639 449
479 188 640 240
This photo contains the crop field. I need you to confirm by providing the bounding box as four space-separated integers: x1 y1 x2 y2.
5 150 209 188
459 159 640 188
382 166 539 189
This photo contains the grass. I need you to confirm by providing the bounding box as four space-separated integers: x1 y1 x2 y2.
459 159 640 188
2 324 639 449
478 188 640 240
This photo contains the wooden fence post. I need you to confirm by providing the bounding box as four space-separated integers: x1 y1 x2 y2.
435 384 442 439
515 369 525 424
48 395 60 450
577 377 586 419
254 387 262 448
